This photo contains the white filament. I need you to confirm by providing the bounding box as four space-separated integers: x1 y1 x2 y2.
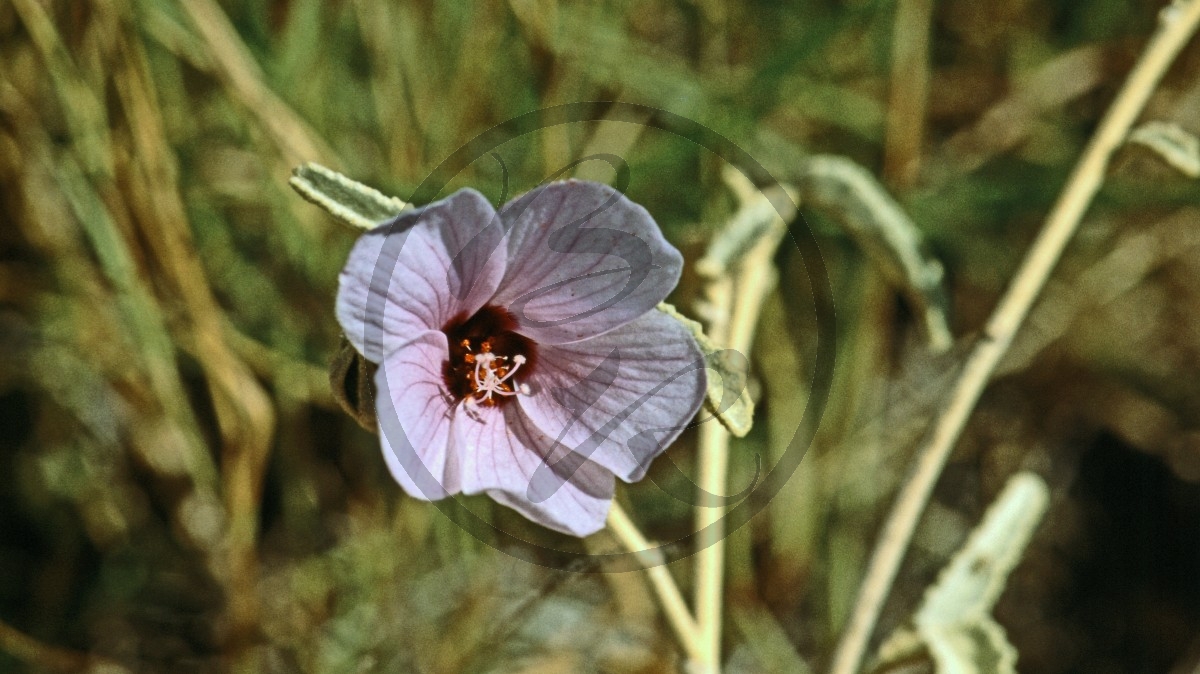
471 352 526 402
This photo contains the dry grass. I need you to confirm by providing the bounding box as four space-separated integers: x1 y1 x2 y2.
1 1 1199 673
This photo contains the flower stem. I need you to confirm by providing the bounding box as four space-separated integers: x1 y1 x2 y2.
693 182 789 672
606 502 704 662
828 3 1200 673
693 277 733 674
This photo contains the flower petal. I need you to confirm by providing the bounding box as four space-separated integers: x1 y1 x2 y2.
518 310 707 482
492 181 682 345
375 330 460 500
455 405 615 537
337 189 506 361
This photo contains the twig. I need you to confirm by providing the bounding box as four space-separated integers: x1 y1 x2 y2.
828 3 1200 673
606 502 704 662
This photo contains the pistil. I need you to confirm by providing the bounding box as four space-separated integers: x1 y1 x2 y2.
442 305 537 409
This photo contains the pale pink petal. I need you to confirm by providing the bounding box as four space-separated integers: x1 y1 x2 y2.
492 181 682 345
337 189 506 362
375 331 460 500
517 310 706 482
454 405 615 537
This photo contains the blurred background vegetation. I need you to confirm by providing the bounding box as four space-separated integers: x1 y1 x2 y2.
2 0 1200 672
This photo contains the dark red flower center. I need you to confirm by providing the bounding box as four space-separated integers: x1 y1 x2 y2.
442 305 537 408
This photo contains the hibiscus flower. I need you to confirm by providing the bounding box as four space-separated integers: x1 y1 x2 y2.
336 180 707 536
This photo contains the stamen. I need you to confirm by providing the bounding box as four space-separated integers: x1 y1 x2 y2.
441 306 537 409
462 348 527 405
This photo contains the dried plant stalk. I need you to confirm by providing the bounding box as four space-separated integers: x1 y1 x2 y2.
829 3 1200 673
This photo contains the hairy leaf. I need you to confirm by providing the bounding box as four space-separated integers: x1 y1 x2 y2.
791 155 953 352
658 302 754 437
289 162 409 230
872 472 1050 674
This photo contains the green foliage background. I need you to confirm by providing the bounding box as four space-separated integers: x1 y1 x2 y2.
1 0 1199 672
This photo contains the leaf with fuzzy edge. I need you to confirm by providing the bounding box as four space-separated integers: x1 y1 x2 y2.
289 162 409 230
871 472 1049 674
917 473 1049 627
924 621 1016 674
657 302 754 437
791 155 953 352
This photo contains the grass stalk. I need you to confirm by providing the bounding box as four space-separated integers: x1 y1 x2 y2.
883 0 933 189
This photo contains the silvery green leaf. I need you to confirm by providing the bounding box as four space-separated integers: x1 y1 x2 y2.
289 162 409 230
791 155 953 352
924 621 1017 674
658 302 754 437
872 627 925 672
916 472 1049 627
696 166 797 279
871 473 1048 674
1128 121 1200 178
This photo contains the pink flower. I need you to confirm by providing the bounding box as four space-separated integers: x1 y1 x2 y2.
336 180 707 536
